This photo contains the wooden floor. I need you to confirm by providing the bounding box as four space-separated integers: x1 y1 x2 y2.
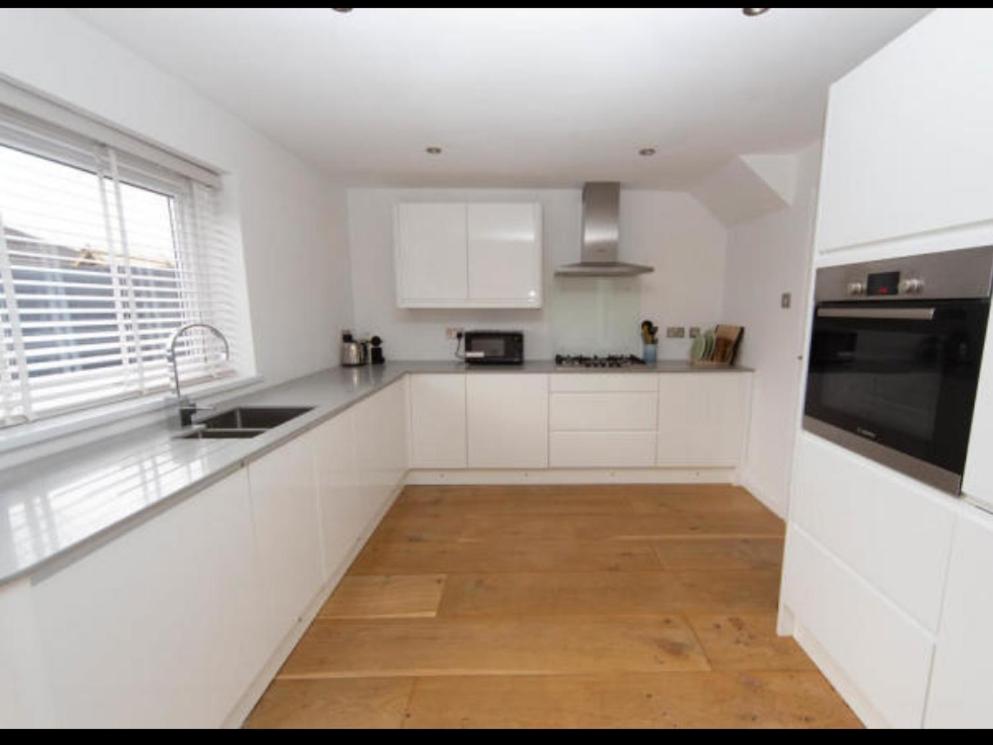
245 484 859 729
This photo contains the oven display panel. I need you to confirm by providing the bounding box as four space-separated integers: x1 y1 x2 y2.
867 271 900 297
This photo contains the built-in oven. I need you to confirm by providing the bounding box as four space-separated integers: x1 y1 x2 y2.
803 246 993 494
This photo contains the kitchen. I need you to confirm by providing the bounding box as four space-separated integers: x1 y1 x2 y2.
0 7 990 730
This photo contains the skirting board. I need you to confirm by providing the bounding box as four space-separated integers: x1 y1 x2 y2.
406 468 739 485
222 478 406 729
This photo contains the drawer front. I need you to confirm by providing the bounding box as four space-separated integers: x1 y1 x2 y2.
549 392 658 431
791 432 956 632
783 525 934 728
549 431 658 468
549 373 658 393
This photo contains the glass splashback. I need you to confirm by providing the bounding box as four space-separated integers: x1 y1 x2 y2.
549 276 641 356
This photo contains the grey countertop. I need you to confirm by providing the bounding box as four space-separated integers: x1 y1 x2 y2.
0 360 751 587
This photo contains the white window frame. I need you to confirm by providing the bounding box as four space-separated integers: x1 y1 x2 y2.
0 85 256 447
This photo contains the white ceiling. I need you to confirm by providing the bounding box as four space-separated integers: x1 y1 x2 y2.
73 8 929 189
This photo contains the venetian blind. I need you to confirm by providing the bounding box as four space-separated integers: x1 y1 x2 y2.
0 105 239 427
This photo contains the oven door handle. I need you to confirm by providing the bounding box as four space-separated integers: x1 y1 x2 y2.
816 307 936 321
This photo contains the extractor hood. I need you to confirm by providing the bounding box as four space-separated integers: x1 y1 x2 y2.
555 182 654 277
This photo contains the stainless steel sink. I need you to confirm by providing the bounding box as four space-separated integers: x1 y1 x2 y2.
177 406 313 440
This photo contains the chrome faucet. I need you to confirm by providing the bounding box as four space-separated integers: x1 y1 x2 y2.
165 322 229 427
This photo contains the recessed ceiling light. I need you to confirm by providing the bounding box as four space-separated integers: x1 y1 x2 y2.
638 148 656 157
425 146 443 155
331 8 353 12
742 8 770 16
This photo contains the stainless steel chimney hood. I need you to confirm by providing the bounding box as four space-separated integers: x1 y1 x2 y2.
555 182 654 277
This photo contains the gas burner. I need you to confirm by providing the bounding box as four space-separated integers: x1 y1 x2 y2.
554 354 647 369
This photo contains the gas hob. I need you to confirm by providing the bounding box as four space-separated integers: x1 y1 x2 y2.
554 354 647 369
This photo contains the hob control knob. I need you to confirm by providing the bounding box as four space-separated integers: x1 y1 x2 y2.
846 281 866 297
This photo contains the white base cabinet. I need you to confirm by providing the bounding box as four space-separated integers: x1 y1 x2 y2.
248 433 325 651
410 374 467 468
925 507 993 728
29 470 267 728
656 373 751 467
466 374 548 468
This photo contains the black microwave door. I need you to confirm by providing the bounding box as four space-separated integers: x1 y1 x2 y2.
805 300 990 476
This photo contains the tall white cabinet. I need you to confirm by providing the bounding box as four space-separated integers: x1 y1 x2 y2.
395 201 542 308
815 9 993 256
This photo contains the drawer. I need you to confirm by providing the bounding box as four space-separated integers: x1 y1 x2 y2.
549 393 658 431
782 525 934 728
791 432 956 632
549 431 658 468
550 373 658 393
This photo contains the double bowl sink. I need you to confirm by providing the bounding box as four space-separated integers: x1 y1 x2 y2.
178 406 314 440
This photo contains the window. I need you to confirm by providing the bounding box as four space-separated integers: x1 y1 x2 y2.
0 106 242 427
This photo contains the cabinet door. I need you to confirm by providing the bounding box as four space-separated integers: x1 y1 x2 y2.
248 432 324 649
466 374 548 468
31 471 266 728
395 203 467 306
816 10 993 254
312 408 362 582
355 379 409 509
467 203 542 306
657 373 751 467
925 508 993 728
410 374 467 468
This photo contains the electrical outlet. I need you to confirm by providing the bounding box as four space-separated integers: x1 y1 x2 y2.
445 327 464 340
688 327 701 338
666 326 686 339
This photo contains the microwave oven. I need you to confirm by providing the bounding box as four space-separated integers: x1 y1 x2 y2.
463 331 524 365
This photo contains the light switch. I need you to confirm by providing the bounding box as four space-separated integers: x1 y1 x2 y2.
781 292 792 309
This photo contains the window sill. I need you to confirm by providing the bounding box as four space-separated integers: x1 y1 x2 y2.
0 375 263 459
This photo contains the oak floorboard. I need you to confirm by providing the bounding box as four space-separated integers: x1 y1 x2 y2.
652 537 785 571
402 672 861 729
686 612 817 672
245 677 413 729
349 538 662 575
318 575 447 619
277 615 710 679
438 570 781 617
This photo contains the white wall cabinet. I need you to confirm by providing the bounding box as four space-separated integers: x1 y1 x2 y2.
656 373 751 467
466 374 548 468
394 202 468 305
247 433 324 651
815 10 993 256
925 507 993 728
410 374 467 468
30 471 266 728
395 202 542 308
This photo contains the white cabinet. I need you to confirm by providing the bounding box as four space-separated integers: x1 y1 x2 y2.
410 374 467 468
656 373 751 467
354 378 409 507
466 203 542 306
791 432 956 632
248 433 324 650
311 407 362 582
815 10 993 255
782 525 935 728
466 374 548 468
30 471 266 728
925 507 993 728
963 310 993 508
395 202 542 308
394 203 468 305
548 374 659 469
